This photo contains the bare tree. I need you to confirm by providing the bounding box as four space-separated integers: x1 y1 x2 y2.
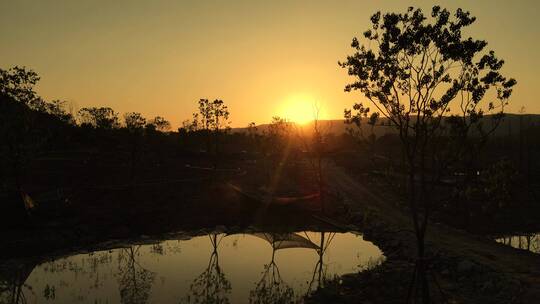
262 116 293 193
298 103 332 212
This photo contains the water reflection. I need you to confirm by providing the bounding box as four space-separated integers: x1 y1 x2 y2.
0 231 384 304
307 232 335 293
496 233 540 253
184 234 231 304
249 233 314 303
117 246 156 304
0 262 36 304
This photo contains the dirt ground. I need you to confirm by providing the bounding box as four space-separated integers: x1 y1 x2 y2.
0 151 328 259
319 161 540 303
3 151 540 302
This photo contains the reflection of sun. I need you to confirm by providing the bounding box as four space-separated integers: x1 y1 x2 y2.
278 94 321 124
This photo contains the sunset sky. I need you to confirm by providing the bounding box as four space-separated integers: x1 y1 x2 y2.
1 0 538 128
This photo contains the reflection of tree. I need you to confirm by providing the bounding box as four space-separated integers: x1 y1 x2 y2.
249 248 293 304
249 233 318 304
306 232 336 294
0 262 36 304
185 234 231 304
117 246 155 304
499 233 540 253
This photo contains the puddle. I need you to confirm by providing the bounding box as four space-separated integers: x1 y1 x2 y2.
495 233 540 254
0 231 384 303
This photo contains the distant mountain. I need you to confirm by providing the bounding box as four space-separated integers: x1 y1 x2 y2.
231 114 540 137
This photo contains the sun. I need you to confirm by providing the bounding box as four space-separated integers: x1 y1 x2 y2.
278 94 321 124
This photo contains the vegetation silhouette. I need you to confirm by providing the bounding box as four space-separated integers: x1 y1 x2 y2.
297 104 333 212
340 5 516 303
1 4 540 303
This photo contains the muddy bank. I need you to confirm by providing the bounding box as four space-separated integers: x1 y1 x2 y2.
306 162 540 304
0 180 336 260
308 215 526 304
1 152 331 259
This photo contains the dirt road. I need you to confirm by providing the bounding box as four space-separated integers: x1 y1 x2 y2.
325 162 540 300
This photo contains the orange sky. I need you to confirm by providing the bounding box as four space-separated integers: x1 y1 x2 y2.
1 1 538 128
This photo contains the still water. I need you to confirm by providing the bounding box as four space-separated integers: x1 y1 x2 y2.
495 233 540 254
1 231 384 303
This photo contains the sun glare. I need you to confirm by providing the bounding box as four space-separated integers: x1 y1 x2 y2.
279 94 322 124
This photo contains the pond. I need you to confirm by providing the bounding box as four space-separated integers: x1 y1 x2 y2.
495 233 540 254
0 231 384 303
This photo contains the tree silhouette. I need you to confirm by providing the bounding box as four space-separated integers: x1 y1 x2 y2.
298 104 332 212
147 116 171 132
194 98 231 167
340 6 516 303
78 107 120 129
246 122 259 151
262 117 293 193
0 66 39 105
0 67 56 192
124 112 147 131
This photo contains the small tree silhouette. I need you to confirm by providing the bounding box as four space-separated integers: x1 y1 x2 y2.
298 104 332 213
195 99 230 168
261 117 293 194
147 116 171 132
